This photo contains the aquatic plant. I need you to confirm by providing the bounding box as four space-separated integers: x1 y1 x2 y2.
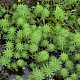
0 0 80 80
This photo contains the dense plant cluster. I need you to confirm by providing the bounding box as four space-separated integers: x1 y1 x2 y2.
0 0 80 80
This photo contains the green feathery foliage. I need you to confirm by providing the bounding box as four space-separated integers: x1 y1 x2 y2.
34 2 43 15
16 30 23 39
3 49 13 58
65 60 74 70
21 51 29 59
59 52 69 62
0 19 9 27
70 73 78 80
11 62 18 70
0 7 6 14
0 19 9 32
5 41 14 49
7 27 16 35
14 52 21 59
46 43 56 52
41 63 53 77
41 40 49 47
29 44 38 53
76 64 80 74
22 23 32 38
0 56 10 66
77 18 80 26
4 14 10 19
32 67 45 80
17 59 26 67
60 68 69 78
65 0 78 5
30 62 38 70
65 77 73 80
74 53 80 61
54 5 67 21
49 58 62 72
41 8 50 18
35 50 49 62
30 29 42 44
42 24 51 33
73 31 80 47
17 17 25 26
0 0 80 80
5 27 16 40
16 4 30 16
16 42 24 51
